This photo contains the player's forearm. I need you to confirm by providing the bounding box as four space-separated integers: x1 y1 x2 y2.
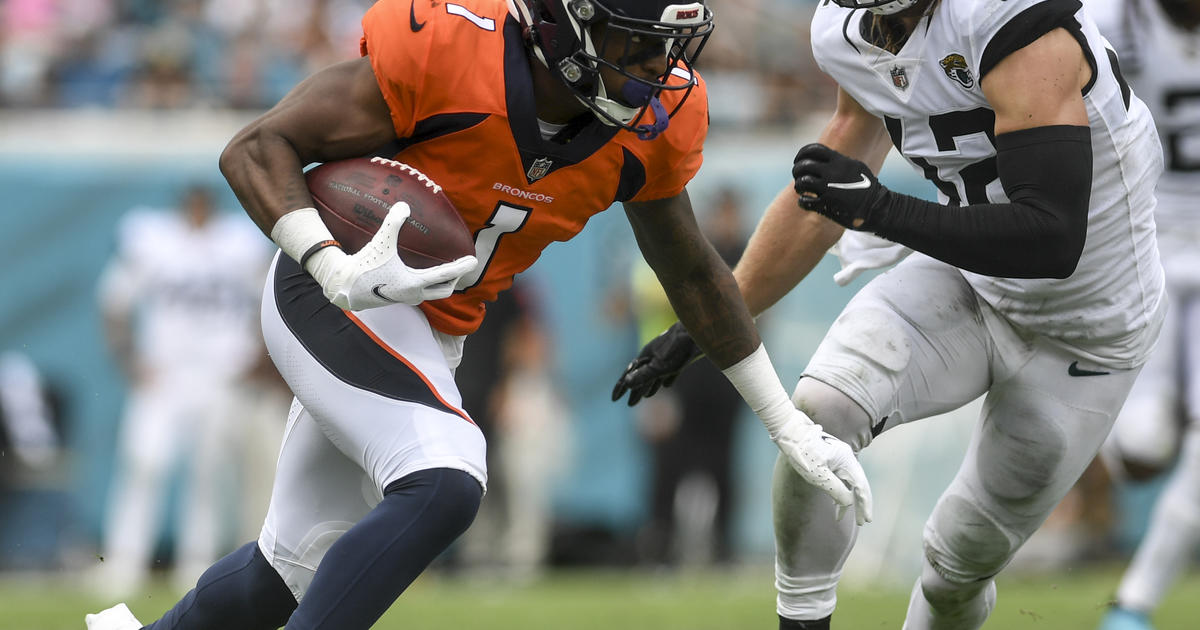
220 57 400 238
626 194 761 369
733 185 843 317
817 109 893 174
219 127 314 237
820 85 894 170
654 241 761 370
732 100 888 316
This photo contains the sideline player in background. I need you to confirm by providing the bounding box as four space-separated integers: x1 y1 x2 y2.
1089 1 1200 628
613 0 1166 628
86 1 871 629
94 185 274 596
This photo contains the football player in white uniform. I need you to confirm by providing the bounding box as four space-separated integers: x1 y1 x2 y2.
96 185 275 595
613 0 1166 628
1089 1 1200 628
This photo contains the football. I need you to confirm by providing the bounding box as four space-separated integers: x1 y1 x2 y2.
305 156 475 269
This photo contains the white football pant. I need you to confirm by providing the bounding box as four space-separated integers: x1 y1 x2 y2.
776 255 1143 629
256 253 486 601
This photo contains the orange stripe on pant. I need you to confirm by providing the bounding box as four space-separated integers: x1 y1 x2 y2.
343 311 474 425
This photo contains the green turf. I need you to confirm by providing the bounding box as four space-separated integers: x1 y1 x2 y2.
7 565 1198 629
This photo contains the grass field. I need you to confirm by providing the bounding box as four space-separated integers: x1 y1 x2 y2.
5 565 1199 629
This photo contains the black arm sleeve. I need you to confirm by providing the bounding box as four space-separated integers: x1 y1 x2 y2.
866 125 1092 279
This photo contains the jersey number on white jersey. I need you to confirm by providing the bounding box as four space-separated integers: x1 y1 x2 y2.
885 108 997 206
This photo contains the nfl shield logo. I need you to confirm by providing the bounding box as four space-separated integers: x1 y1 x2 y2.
890 66 909 90
526 157 553 182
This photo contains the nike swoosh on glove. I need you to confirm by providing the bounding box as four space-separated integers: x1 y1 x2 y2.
306 201 477 310
611 322 702 406
771 411 873 526
792 143 891 231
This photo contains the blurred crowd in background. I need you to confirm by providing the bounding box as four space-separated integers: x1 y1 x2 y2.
2 0 369 109
0 0 1189 601
0 0 833 126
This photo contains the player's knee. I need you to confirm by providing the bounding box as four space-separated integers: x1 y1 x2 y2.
384 468 482 536
924 494 1014 584
791 378 871 449
976 412 1069 502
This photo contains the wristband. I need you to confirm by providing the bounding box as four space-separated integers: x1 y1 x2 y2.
270 208 340 267
721 344 802 439
300 239 342 267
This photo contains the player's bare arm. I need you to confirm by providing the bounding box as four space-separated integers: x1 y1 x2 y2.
221 56 473 311
219 57 397 236
982 27 1090 134
819 86 896 171
623 191 759 369
622 190 873 523
735 87 892 317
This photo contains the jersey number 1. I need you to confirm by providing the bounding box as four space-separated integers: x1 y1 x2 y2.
455 202 531 291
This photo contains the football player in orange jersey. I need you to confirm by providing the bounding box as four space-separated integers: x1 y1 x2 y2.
85 1 871 629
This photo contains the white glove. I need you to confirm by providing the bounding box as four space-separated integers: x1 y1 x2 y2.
769 407 873 526
722 345 873 525
272 203 477 311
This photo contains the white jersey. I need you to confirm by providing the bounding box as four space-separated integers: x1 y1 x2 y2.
99 209 273 379
1089 0 1200 232
811 0 1166 367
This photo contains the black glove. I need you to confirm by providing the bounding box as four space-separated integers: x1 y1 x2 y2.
611 322 703 407
792 143 890 230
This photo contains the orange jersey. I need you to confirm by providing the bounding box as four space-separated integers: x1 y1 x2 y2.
360 0 707 336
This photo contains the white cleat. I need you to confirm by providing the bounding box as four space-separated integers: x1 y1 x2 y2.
85 603 142 630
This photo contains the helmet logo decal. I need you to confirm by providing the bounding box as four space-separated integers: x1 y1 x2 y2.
675 8 701 19
527 157 554 182
939 54 975 89
890 66 909 90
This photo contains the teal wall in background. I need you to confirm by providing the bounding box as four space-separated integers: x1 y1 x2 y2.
0 130 934 565
0 154 246 563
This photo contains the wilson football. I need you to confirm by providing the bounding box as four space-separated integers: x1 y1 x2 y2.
305 156 474 269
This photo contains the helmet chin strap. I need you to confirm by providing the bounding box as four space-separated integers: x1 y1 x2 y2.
621 81 669 140
583 79 669 141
